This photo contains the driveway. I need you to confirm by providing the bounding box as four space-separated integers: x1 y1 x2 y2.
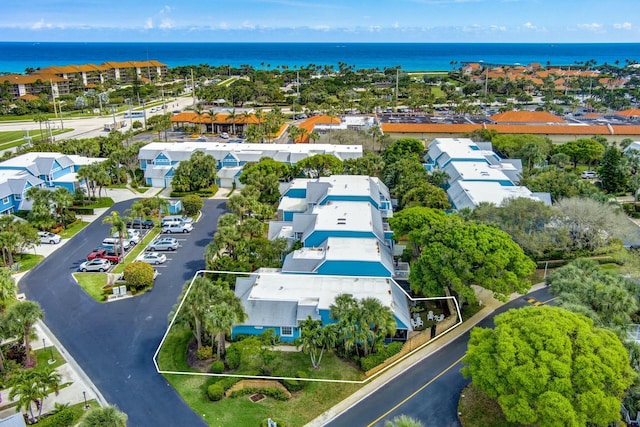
327 286 554 427
19 198 226 426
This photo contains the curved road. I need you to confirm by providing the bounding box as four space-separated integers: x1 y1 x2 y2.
327 286 553 427
19 199 226 426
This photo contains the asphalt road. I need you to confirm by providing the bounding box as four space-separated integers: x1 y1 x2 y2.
327 286 553 427
19 198 227 427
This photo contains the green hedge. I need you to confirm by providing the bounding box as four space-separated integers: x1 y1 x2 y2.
170 184 219 198
207 383 225 401
70 207 95 215
211 360 225 374
360 341 404 371
36 409 75 427
282 371 308 392
229 386 290 401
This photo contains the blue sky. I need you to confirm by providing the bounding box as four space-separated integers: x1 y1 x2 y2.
2 0 640 43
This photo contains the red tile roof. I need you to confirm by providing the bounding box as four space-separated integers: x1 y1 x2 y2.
490 111 565 123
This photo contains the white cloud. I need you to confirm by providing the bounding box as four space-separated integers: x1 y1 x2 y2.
31 19 47 30
393 21 399 29
578 23 605 33
159 19 174 29
311 25 331 31
490 25 507 32
614 22 633 30
523 22 536 30
369 25 381 32
241 21 255 30
160 5 172 14
144 18 153 29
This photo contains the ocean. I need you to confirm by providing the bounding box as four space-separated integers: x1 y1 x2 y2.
2 42 640 74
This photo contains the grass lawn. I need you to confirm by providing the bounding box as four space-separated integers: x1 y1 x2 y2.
84 197 115 209
59 221 89 239
457 383 518 427
112 228 161 274
73 272 107 302
134 187 150 193
107 183 128 189
16 253 44 272
35 345 66 370
158 326 364 426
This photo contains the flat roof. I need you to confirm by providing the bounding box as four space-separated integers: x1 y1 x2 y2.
318 175 376 198
246 271 395 311
447 161 511 181
451 181 540 207
312 201 376 233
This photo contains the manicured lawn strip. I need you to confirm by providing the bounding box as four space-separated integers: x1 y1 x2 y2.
35 346 66 370
111 228 161 274
59 221 89 239
73 272 107 303
107 183 128 189
134 187 150 193
0 128 72 146
84 197 115 209
158 325 364 426
458 383 518 427
15 254 44 272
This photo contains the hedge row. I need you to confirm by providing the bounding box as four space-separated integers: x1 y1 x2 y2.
281 371 308 393
170 184 218 198
229 386 290 401
359 341 404 371
70 207 95 215
206 377 239 401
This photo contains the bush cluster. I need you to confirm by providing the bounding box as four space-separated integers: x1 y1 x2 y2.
210 360 225 373
182 194 203 215
225 345 240 370
36 409 75 427
170 184 218 198
207 383 224 401
359 341 404 371
196 346 213 360
282 371 308 393
123 261 154 292
229 386 290 401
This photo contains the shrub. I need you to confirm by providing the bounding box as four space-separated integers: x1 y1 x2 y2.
123 261 154 292
282 371 308 392
260 419 285 427
182 195 203 215
70 207 95 215
359 342 404 371
225 345 240 370
211 360 225 373
196 346 213 360
229 387 290 401
218 377 239 390
37 409 75 427
207 384 225 401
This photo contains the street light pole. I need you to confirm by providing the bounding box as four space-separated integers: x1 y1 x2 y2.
83 391 89 409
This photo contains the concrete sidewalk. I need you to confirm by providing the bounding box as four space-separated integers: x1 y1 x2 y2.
307 283 547 426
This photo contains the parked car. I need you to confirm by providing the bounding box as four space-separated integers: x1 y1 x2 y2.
38 231 61 244
112 231 140 245
86 248 122 263
137 252 167 265
163 215 193 225
162 222 193 234
581 171 597 179
79 258 111 272
220 132 229 139
126 218 155 229
147 237 179 251
102 237 131 251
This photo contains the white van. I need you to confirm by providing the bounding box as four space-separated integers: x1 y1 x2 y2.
102 237 131 250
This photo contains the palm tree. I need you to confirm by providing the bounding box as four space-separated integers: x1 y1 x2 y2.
0 267 17 311
384 415 425 427
52 188 73 228
76 164 96 200
226 108 237 135
153 196 170 224
309 130 320 144
103 211 127 259
287 124 302 143
205 287 246 359
295 317 338 369
6 300 44 367
79 405 128 427
360 297 397 354
126 201 146 233
207 109 218 134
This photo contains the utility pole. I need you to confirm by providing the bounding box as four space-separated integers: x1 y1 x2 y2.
191 68 197 107
50 79 63 129
395 67 399 107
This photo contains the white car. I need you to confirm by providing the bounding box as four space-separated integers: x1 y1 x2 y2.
112 230 140 245
38 231 61 244
102 237 131 250
137 252 167 265
162 222 193 234
581 171 597 179
79 258 111 272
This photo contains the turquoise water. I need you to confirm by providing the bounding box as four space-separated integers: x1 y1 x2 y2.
1 42 640 73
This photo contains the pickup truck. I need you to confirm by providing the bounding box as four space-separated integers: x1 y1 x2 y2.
86 248 123 264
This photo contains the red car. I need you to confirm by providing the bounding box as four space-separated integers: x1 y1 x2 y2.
86 248 122 264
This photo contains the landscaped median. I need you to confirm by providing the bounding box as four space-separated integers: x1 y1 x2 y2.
73 228 161 302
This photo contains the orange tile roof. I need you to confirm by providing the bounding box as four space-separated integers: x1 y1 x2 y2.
0 74 65 84
19 94 39 101
490 111 565 123
170 111 264 124
380 122 638 136
611 126 640 135
615 109 640 117
486 124 611 135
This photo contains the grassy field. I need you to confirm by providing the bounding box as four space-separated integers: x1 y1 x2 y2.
35 345 65 370
59 221 89 239
73 272 107 302
158 326 364 426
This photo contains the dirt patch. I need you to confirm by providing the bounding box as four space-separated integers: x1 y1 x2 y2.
186 338 215 372
249 393 266 403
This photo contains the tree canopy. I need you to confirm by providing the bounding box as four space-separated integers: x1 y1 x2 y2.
171 150 218 192
463 306 635 427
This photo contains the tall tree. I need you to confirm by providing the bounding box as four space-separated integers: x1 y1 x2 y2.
598 145 628 193
79 405 128 427
463 306 635 427
6 300 44 367
102 211 127 259
295 316 338 369
0 267 17 312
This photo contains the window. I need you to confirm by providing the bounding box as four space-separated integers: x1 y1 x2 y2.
281 326 293 337
2 197 9 205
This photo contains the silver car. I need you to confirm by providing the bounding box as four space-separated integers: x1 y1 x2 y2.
38 231 61 244
162 222 193 234
147 237 179 251
79 258 111 272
